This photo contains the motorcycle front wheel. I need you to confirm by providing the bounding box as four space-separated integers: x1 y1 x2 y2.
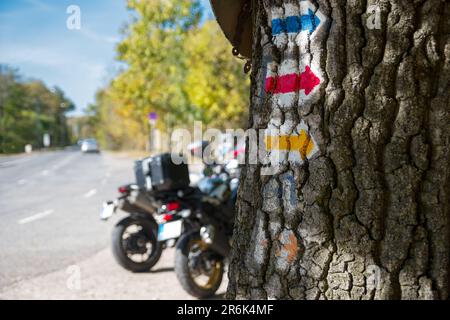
175 232 224 299
112 216 163 272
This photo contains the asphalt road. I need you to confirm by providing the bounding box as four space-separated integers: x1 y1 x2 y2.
0 149 226 299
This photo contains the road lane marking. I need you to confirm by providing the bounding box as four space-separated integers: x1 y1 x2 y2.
18 210 54 225
84 189 97 198
51 153 79 171
0 155 33 167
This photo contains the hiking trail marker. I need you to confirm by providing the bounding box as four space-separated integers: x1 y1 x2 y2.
263 0 327 170
265 120 319 164
265 0 328 104
271 1 328 40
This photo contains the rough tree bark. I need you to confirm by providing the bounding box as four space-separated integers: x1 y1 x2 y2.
227 0 449 300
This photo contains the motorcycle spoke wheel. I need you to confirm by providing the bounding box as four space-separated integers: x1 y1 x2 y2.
122 224 153 263
187 240 223 290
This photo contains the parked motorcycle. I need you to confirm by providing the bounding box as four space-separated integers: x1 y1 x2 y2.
100 152 202 273
100 144 240 282
171 165 238 298
100 184 164 272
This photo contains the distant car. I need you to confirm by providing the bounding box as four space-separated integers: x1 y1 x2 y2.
81 139 100 153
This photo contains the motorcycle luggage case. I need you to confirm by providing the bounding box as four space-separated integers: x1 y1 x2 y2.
148 153 190 191
134 160 147 189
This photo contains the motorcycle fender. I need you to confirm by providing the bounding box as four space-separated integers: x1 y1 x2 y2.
177 230 229 258
116 215 159 235
176 231 201 256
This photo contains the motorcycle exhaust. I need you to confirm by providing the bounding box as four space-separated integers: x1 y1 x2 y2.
128 190 158 213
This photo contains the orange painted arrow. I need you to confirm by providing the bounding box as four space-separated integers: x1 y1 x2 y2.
265 130 315 160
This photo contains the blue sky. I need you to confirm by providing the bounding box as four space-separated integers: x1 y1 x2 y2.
0 0 213 115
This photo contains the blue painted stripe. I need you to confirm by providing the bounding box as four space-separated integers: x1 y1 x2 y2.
272 9 321 35
272 18 285 35
285 16 301 33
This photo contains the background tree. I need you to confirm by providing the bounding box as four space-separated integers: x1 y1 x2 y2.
88 0 250 150
0 65 74 153
227 0 449 300
184 20 250 128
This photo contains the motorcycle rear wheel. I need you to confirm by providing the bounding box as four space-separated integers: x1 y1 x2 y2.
112 216 163 272
175 232 224 298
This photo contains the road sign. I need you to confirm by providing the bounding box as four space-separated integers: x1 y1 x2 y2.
148 112 158 126
43 133 51 148
25 144 33 154
148 112 158 120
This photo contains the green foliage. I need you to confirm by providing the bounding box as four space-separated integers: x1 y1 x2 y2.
86 89 148 150
0 65 74 153
184 20 250 128
90 0 249 150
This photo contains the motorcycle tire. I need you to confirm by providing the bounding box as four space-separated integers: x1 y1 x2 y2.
112 216 163 272
175 232 224 299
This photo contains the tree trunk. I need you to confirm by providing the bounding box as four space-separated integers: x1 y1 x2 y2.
227 0 449 300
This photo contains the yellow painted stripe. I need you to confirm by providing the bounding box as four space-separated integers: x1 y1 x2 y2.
265 130 315 160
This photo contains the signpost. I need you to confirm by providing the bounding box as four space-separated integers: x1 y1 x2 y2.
43 133 51 148
148 112 158 126
25 144 33 154
148 112 158 152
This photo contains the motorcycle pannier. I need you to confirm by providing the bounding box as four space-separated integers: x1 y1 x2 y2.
136 153 190 191
135 153 190 191
134 160 148 189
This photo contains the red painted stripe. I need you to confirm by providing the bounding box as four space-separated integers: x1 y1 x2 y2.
300 66 321 95
265 66 320 95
